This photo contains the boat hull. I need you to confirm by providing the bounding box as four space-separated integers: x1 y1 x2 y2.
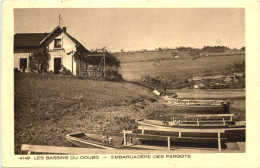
136 119 245 129
169 104 229 113
136 119 245 141
66 132 124 149
163 98 230 113
66 132 168 150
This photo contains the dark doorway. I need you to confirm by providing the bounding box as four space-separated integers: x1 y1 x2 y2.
54 58 61 74
20 58 27 72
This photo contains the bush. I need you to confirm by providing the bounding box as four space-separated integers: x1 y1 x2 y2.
107 73 123 81
141 74 171 92
62 66 72 75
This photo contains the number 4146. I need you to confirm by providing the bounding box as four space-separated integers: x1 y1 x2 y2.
19 156 30 160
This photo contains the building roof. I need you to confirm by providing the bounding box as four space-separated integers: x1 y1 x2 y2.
14 26 89 53
63 31 89 53
39 26 63 44
14 33 49 47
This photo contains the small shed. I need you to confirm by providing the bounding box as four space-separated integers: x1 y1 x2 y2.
74 50 120 79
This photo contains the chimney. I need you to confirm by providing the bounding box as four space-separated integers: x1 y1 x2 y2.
63 27 67 32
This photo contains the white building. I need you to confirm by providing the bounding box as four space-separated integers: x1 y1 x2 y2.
14 26 90 75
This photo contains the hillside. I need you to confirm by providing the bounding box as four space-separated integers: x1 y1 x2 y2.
14 73 160 154
117 54 245 81
14 73 245 154
114 50 175 63
114 49 245 63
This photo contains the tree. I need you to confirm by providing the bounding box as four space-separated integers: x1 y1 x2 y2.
29 48 50 73
202 46 229 52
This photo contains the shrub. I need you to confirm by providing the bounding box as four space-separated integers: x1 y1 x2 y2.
29 48 50 73
141 74 171 92
62 66 72 75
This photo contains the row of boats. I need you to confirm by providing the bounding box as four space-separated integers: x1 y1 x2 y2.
66 115 245 151
65 93 245 152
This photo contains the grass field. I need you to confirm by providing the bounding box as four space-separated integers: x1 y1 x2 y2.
14 73 245 154
14 73 159 154
119 54 245 80
114 50 245 63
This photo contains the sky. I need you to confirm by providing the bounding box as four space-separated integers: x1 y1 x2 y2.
14 8 245 52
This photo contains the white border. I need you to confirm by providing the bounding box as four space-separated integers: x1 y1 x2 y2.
1 1 259 167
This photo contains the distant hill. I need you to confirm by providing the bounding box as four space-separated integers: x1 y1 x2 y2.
113 50 245 81
113 49 245 63
113 50 175 63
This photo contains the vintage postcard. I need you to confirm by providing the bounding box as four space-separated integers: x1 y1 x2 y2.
1 1 260 167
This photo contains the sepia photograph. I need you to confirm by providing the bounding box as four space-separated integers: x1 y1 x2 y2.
1 1 260 167
13 8 246 154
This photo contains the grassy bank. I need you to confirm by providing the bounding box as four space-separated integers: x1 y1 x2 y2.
14 73 160 154
14 73 245 154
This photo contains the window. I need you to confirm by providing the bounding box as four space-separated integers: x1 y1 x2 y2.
54 39 62 48
20 58 27 70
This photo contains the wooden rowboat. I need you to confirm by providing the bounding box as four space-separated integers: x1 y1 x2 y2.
136 118 245 130
163 98 230 113
66 127 236 151
66 131 228 151
66 132 168 150
136 118 245 142
66 132 124 149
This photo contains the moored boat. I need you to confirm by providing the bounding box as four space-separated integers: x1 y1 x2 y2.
163 97 230 113
136 118 245 142
66 132 124 149
66 132 172 150
66 131 228 151
136 118 245 130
